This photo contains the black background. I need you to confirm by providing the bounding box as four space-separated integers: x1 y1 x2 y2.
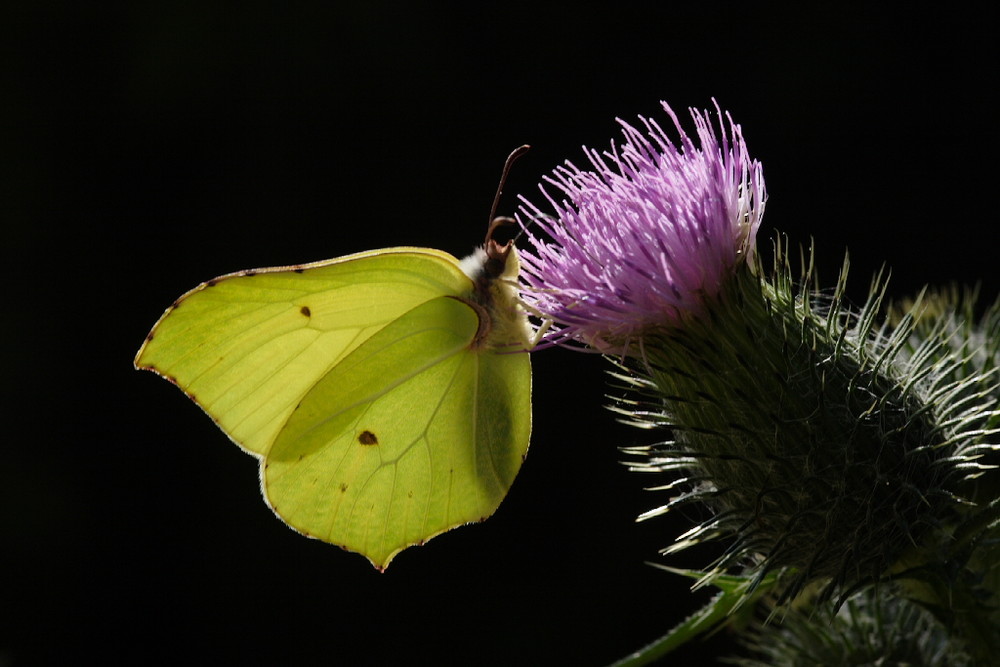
4 3 997 666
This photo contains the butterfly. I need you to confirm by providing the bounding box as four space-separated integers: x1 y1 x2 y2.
135 147 534 569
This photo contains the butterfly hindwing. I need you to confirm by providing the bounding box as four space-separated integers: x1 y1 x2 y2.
266 296 492 566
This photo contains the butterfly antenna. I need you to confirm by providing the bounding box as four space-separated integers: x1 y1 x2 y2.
488 144 530 228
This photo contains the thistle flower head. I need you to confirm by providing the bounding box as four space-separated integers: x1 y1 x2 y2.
518 101 766 352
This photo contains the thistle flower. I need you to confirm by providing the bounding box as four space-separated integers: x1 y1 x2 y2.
518 100 765 353
521 102 1000 615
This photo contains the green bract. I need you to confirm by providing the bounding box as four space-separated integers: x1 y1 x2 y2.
621 240 999 603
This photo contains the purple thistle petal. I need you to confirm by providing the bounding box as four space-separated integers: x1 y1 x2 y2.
518 100 766 353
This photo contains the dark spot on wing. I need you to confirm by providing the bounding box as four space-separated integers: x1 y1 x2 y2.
300 305 311 317
358 430 379 446
339 482 348 492
293 268 305 274
206 279 218 287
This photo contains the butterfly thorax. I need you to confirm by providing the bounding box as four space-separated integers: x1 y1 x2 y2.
459 234 531 353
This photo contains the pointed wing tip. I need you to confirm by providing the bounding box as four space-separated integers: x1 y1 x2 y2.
366 546 403 572
133 356 154 373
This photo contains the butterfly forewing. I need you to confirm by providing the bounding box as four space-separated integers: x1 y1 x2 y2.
135 249 472 456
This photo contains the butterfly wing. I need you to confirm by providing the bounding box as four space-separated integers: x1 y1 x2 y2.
265 295 531 568
135 247 531 568
135 248 472 457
